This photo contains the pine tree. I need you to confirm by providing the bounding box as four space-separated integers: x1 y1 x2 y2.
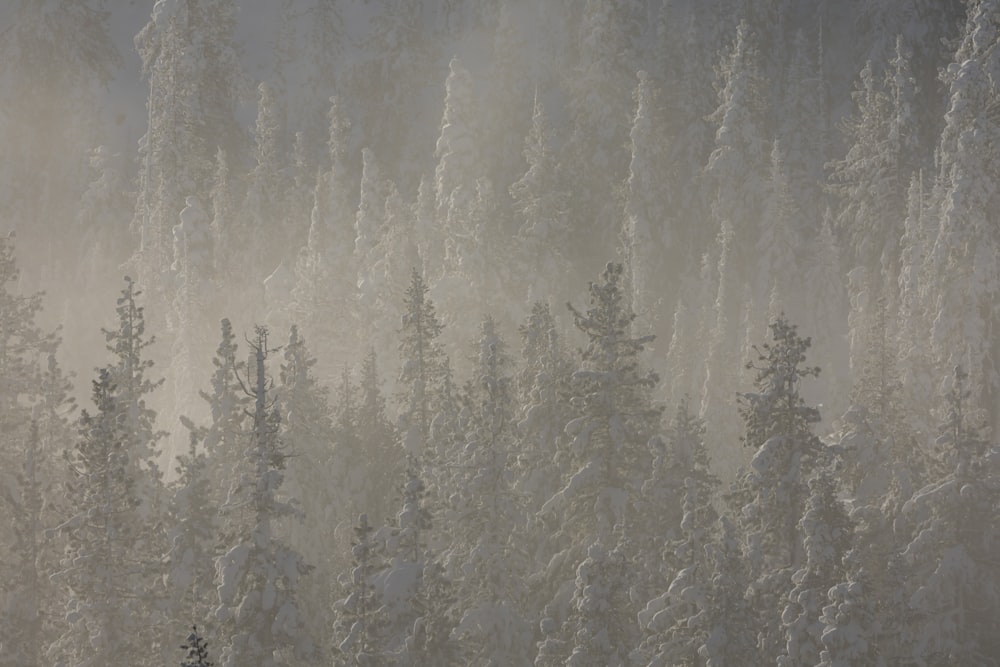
333 513 387 667
134 0 243 308
928 0 1000 438
48 369 153 666
448 317 533 666
277 325 338 637
166 433 218 641
214 327 315 667
778 471 853 667
896 365 1000 664
180 625 214 667
540 262 661 545
397 270 447 458
509 94 571 304
731 316 825 664
622 70 671 331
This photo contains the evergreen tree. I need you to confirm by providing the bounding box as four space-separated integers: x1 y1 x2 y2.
928 0 1000 438
180 625 214 667
48 369 155 666
134 0 243 308
509 94 571 304
397 270 447 458
732 316 825 663
333 513 387 667
215 327 315 667
448 317 533 666
166 433 218 641
540 262 661 544
896 365 1000 664
622 70 671 331
277 325 338 637
778 471 853 667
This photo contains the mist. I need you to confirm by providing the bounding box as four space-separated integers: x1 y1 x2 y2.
1 0 997 665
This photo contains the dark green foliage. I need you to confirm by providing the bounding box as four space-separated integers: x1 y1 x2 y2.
180 625 213 667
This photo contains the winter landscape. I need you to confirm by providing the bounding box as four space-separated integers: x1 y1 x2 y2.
0 0 998 665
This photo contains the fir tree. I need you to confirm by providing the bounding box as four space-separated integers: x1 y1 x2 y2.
215 327 315 667
180 625 214 667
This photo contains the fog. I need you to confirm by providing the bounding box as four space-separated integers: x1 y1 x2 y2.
1 1 997 665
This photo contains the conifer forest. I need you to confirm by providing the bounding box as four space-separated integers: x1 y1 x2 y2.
3 0 1000 665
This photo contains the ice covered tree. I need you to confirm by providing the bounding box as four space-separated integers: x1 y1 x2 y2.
214 327 315 667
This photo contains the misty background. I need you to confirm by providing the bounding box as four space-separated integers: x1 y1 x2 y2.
1 0 998 665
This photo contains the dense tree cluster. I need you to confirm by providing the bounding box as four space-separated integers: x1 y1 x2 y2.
2 0 1000 665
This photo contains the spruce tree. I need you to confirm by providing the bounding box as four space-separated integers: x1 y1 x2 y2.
215 327 315 667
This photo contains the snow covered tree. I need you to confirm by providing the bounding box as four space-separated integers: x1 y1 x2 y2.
243 81 294 277
562 539 635 667
731 316 825 663
276 325 338 636
48 369 157 666
214 326 315 667
515 301 575 513
509 94 572 304
562 0 642 252
622 70 671 332
895 365 1000 664
397 270 447 458
540 262 662 545
816 552 884 667
705 19 770 264
354 349 400 526
166 433 218 640
927 0 1000 438
778 471 853 667
447 317 533 666
434 57 481 236
332 513 387 667
696 517 756 667
133 0 243 308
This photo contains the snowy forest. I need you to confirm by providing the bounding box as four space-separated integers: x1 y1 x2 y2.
1 0 999 664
